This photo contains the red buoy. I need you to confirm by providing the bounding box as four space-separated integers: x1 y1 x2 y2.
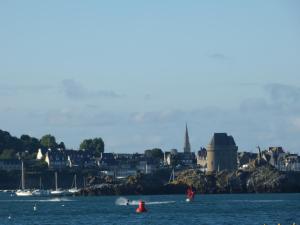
136 200 147 213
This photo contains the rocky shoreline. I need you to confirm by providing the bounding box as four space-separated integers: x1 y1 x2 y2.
82 162 300 196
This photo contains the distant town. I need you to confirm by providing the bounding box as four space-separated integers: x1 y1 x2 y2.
1 125 300 180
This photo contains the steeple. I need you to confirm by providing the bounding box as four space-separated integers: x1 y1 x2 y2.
184 123 191 153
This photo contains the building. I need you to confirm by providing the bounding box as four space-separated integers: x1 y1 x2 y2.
262 147 300 171
237 152 257 168
206 133 238 172
0 159 21 171
164 125 196 167
184 124 191 153
197 147 207 169
45 149 68 170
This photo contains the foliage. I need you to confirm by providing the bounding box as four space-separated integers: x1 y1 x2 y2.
0 149 17 159
40 134 57 149
57 141 66 150
0 129 105 159
20 134 41 154
79 138 105 157
0 130 23 155
0 130 62 159
144 148 164 160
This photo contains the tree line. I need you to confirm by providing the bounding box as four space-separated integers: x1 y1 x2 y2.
0 129 104 159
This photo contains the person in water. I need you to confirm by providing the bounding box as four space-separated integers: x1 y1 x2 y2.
126 199 130 205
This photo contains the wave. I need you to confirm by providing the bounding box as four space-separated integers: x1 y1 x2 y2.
0 197 74 202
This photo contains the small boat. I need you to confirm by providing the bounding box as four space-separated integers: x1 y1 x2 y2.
67 174 80 195
16 160 32 196
16 189 32 196
32 189 51 196
32 177 50 197
50 172 66 196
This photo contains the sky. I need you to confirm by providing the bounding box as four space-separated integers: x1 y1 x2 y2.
0 1 300 153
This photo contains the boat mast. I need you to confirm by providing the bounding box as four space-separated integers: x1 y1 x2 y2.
39 176 42 189
145 163 148 174
74 174 77 189
21 160 25 190
55 172 58 191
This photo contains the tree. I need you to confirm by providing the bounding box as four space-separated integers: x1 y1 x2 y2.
57 142 66 150
79 137 104 156
0 130 23 154
0 149 17 159
40 134 57 149
144 148 164 160
20 134 41 153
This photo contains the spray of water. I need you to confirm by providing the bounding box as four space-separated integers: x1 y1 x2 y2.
115 197 129 205
115 197 175 206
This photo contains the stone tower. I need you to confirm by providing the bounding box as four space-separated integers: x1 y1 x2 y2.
206 133 238 172
183 124 191 153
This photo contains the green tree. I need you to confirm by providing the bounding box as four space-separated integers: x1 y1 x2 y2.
79 138 104 156
0 130 23 154
144 148 164 160
0 149 17 159
40 134 57 149
20 134 41 153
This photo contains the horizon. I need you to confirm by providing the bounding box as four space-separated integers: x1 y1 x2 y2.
1 1 300 153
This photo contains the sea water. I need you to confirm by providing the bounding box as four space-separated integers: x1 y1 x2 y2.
0 193 299 225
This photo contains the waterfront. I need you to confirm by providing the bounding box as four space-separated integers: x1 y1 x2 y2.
0 193 299 225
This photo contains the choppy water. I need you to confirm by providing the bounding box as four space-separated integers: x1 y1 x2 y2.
0 193 299 225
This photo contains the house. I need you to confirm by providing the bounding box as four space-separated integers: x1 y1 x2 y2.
164 149 196 167
0 159 21 171
197 148 207 169
44 149 68 170
65 149 94 168
237 152 257 168
261 147 300 171
98 153 117 168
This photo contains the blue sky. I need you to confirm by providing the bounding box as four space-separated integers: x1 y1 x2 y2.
0 1 300 153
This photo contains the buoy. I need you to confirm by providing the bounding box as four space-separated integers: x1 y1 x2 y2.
136 200 147 213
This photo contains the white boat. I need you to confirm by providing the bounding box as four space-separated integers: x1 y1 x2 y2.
32 189 51 196
16 189 32 196
50 172 66 196
68 174 80 195
16 161 32 196
32 177 51 197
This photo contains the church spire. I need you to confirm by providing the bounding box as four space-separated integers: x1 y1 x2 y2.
184 123 191 153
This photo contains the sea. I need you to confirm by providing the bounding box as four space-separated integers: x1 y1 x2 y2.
0 192 299 225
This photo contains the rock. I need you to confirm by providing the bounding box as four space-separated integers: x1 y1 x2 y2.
81 166 300 195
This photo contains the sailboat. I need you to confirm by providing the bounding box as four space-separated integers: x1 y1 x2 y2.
186 186 195 202
16 160 32 196
68 174 80 195
32 177 50 197
50 172 65 196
